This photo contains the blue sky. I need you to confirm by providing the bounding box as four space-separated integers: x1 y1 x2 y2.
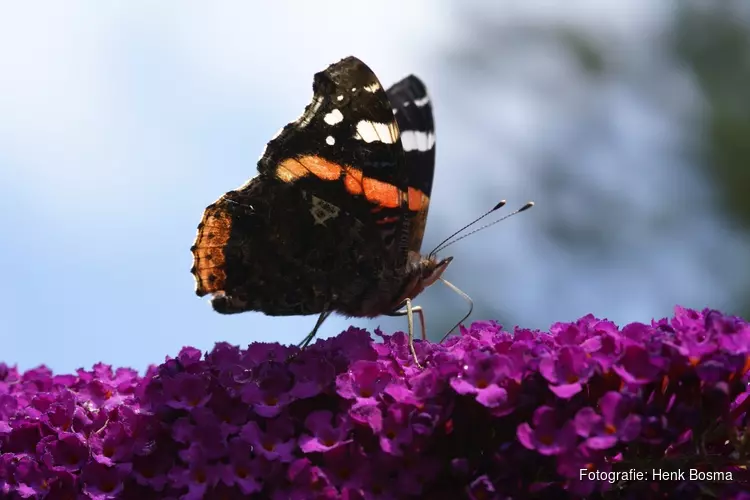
2 2 749 374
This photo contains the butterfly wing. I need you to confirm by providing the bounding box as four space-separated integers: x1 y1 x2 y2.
192 57 422 316
387 75 436 255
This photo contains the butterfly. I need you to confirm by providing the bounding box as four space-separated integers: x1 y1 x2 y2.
191 56 521 366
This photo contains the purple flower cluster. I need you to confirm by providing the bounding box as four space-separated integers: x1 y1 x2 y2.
1 306 749 498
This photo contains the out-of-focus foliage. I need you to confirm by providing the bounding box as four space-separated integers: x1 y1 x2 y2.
672 1 750 317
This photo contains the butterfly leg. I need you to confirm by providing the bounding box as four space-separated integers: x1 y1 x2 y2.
438 277 474 343
387 303 426 340
298 310 332 349
387 299 424 367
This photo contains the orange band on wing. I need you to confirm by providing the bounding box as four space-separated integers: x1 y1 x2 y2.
343 168 364 195
362 176 401 208
407 186 430 212
276 156 343 183
275 156 410 211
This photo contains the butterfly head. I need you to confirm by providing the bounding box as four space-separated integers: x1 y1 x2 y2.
399 252 453 303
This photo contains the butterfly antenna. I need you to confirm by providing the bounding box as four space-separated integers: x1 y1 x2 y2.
433 201 534 255
429 200 507 258
439 278 474 343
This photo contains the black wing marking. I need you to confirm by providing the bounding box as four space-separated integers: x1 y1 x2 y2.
387 75 436 197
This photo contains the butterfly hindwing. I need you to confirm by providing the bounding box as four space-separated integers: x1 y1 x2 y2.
386 75 436 255
387 75 436 196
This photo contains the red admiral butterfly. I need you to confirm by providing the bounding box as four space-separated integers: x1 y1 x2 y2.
191 56 531 366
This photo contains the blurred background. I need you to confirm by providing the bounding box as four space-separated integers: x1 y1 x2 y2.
2 1 749 373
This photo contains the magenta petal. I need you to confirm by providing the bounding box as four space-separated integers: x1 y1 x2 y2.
334 374 357 400
586 435 617 450
538 358 557 383
299 435 330 453
304 410 334 433
574 407 601 437
580 336 602 353
549 382 582 398
475 385 507 408
384 382 421 405
619 415 642 442
234 474 262 495
349 402 382 433
450 378 478 395
272 439 296 463
516 423 535 450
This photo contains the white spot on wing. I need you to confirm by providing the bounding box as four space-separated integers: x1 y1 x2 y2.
414 96 430 107
323 109 344 125
295 94 323 128
401 130 435 152
337 95 344 101
364 82 381 93
354 120 399 144
326 136 335 145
